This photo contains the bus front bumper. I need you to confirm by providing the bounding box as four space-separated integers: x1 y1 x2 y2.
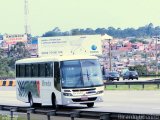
62 95 103 105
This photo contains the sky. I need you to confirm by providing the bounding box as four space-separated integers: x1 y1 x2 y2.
0 0 160 36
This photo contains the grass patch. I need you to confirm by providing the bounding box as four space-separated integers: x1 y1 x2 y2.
139 76 160 79
105 84 159 90
105 85 128 90
130 85 143 90
143 85 158 90
140 76 159 78
0 114 20 120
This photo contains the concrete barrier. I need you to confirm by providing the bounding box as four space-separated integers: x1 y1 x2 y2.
0 80 16 87
0 80 2 86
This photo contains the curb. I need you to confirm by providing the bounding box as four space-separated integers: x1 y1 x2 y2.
0 80 16 86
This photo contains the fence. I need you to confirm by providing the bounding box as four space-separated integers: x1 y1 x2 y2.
0 105 160 120
104 80 160 89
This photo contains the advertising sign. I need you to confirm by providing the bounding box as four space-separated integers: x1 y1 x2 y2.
38 35 103 57
3 34 27 45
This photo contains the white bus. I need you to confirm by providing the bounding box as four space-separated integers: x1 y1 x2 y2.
15 56 104 108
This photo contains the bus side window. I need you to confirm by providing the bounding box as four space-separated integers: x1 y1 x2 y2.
19 65 25 77
16 65 20 77
25 64 31 77
31 64 39 77
39 63 45 77
45 63 53 77
54 62 61 91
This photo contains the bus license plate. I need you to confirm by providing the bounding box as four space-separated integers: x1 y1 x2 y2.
81 96 88 100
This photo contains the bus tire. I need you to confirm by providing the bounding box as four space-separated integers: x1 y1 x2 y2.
52 93 58 109
28 93 34 107
87 102 94 107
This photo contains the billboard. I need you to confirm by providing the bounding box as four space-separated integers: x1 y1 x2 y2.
38 35 103 57
3 34 27 45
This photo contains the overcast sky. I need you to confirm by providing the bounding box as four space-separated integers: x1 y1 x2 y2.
0 0 160 36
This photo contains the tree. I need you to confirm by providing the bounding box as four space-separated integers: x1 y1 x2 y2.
0 48 15 77
95 28 107 35
42 27 62 37
8 42 31 69
41 23 160 38
84 28 95 35
129 65 147 76
129 39 137 43
71 29 81 35
0 48 4 58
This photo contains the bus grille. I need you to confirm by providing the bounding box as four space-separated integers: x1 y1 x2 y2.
72 97 97 102
72 88 96 92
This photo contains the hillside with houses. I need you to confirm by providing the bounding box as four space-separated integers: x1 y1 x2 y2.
0 24 160 77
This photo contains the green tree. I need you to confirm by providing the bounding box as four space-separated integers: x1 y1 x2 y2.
9 42 30 58
0 42 31 77
0 48 15 77
8 42 31 69
42 27 62 37
129 65 147 76
71 29 81 35
130 39 138 43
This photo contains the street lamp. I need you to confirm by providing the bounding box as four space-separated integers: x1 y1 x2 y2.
102 34 113 71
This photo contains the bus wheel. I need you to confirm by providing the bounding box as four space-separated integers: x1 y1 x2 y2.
28 93 34 107
87 102 94 107
52 93 58 109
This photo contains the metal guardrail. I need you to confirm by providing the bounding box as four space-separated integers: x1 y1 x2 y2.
0 105 160 120
104 79 160 89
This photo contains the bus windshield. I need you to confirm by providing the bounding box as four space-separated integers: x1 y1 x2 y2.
61 59 103 88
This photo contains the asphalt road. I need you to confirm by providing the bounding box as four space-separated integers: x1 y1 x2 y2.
0 86 160 114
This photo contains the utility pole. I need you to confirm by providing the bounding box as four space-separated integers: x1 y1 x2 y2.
156 37 158 75
24 0 30 35
102 34 113 71
24 0 32 54
144 46 148 75
108 39 112 71
153 36 159 76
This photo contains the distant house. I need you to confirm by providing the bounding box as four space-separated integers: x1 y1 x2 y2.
118 47 131 52
113 62 126 72
132 42 144 50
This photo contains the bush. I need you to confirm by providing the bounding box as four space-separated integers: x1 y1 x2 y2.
129 65 147 76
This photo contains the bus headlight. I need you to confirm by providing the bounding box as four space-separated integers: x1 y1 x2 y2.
97 90 104 94
63 93 73 96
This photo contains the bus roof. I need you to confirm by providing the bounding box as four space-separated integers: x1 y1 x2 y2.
16 55 98 64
